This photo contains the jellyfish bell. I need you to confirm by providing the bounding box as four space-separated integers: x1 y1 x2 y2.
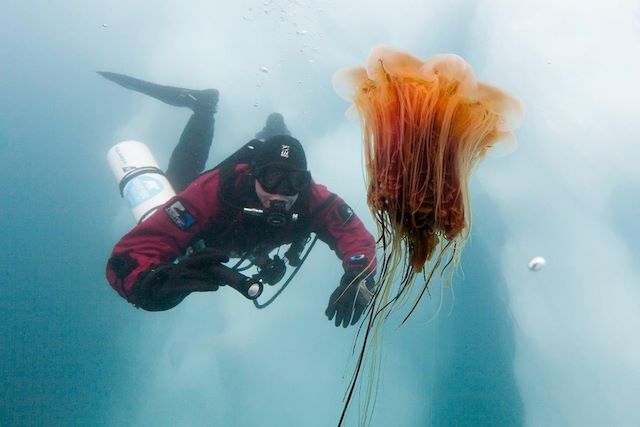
332 67 368 121
421 53 478 95
365 45 424 81
476 83 525 131
485 132 518 157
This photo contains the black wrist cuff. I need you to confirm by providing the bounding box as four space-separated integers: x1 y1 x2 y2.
133 264 187 311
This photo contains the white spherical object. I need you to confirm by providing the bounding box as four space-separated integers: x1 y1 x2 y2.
528 256 546 271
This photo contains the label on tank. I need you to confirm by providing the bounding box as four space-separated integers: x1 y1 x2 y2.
123 175 165 208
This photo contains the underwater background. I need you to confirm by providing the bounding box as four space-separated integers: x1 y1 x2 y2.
2 0 639 425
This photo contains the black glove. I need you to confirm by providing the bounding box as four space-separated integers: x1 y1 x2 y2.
325 257 376 328
133 248 229 311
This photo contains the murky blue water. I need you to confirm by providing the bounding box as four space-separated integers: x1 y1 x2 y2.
2 1 639 426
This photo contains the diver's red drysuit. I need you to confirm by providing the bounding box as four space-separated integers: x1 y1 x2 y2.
105 164 376 307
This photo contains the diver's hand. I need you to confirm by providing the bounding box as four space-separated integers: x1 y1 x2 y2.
170 248 230 292
133 248 229 311
325 261 376 327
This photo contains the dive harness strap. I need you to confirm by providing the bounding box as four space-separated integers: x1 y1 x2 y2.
251 193 338 309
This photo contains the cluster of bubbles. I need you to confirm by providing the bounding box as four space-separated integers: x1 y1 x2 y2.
245 0 325 108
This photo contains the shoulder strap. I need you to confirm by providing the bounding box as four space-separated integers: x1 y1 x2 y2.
206 139 264 209
208 139 263 174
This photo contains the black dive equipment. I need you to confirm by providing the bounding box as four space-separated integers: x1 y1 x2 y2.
251 234 319 309
243 200 299 227
209 264 263 300
254 165 311 196
252 253 287 285
215 233 318 309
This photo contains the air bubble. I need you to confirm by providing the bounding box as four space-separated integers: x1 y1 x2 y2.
527 256 546 271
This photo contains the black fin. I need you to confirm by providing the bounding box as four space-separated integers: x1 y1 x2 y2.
97 71 218 113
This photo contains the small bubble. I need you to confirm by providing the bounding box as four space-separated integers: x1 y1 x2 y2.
102 23 108 28
259 66 269 73
296 30 308 36
527 256 546 271
254 103 259 107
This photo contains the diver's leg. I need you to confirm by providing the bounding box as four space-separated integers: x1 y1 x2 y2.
98 71 219 191
255 112 291 140
98 71 219 112
166 109 215 192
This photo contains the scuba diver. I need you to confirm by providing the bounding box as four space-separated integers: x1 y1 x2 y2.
101 72 377 327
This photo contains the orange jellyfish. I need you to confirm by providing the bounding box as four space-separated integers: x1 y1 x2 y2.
332 47 523 425
334 46 523 319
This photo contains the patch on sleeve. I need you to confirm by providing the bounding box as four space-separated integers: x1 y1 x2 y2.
337 203 354 224
164 200 197 231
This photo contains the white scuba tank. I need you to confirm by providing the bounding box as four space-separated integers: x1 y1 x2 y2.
107 140 175 223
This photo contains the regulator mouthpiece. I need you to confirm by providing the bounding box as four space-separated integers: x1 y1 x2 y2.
242 200 299 228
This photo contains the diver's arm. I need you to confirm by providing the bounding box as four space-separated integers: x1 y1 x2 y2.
105 170 223 309
308 182 377 273
308 182 377 327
